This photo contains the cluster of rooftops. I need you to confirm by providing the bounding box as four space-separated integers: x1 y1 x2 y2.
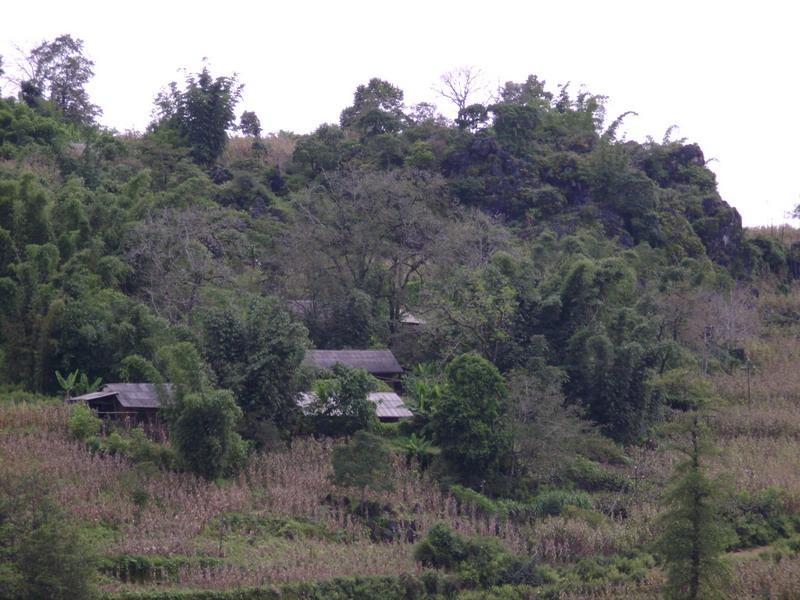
70 349 413 422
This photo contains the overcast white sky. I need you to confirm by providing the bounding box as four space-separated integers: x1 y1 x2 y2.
2 0 798 225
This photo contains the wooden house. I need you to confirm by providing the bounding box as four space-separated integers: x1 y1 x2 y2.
70 383 171 422
302 349 403 386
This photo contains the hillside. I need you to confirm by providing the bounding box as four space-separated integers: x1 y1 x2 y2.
2 38 800 599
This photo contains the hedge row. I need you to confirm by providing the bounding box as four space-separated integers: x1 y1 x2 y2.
103 573 461 600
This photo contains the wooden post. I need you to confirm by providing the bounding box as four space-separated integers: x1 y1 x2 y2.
218 515 225 557
746 361 751 406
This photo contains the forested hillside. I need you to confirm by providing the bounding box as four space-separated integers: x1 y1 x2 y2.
2 36 800 599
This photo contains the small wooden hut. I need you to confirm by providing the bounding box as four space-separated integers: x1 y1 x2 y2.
70 383 171 422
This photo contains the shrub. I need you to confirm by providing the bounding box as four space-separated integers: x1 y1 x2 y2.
577 436 628 465
67 403 101 441
449 484 503 517
127 427 177 469
0 476 97 599
561 551 656 588
564 456 629 492
105 431 129 455
331 431 393 495
207 512 338 542
172 389 249 480
531 489 592 517
414 523 556 588
98 554 222 583
100 574 461 599
414 522 472 570
725 487 800 550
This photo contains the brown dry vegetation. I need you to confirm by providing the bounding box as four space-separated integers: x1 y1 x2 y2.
2 285 800 597
748 224 800 247
221 134 298 171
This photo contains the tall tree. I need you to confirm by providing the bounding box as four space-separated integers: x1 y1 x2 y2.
238 110 261 137
340 78 405 137
152 66 243 166
289 168 446 329
171 389 247 480
125 207 247 325
20 34 101 126
657 414 735 600
203 296 308 437
437 66 488 115
431 353 508 488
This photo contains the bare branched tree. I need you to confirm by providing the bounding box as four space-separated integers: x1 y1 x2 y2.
125 207 248 325
436 66 488 114
287 168 449 329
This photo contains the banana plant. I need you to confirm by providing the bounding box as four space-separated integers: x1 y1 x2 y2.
55 369 103 400
55 369 79 400
403 433 435 470
75 371 103 395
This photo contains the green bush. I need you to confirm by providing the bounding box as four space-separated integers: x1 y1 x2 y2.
564 456 629 492
80 426 176 470
68 403 102 441
331 431 393 493
447 485 593 523
105 431 129 455
127 428 177 469
0 476 98 600
414 523 556 588
0 388 56 405
531 489 592 517
724 487 800 550
456 584 539 599
449 484 504 517
206 512 339 542
101 573 460 599
760 534 800 563
560 551 656 588
99 554 222 584
577 436 628 465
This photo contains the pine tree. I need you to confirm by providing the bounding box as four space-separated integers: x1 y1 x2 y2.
656 414 735 599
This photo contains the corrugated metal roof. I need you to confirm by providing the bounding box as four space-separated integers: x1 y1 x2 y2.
399 311 425 325
70 390 118 403
104 383 173 408
297 391 413 419
369 392 414 419
303 350 402 374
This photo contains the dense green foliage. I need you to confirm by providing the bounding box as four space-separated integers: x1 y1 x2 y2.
171 389 248 479
151 66 243 166
431 353 508 486
203 295 308 437
414 523 557 588
309 363 377 436
0 476 97 599
2 36 800 598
